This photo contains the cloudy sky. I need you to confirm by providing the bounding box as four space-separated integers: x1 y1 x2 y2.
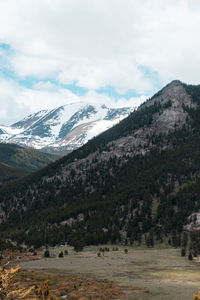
0 0 200 124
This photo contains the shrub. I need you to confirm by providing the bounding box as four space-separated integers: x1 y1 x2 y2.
193 289 200 299
73 240 85 252
188 252 193 260
44 250 50 258
181 248 186 257
58 251 64 258
0 265 35 299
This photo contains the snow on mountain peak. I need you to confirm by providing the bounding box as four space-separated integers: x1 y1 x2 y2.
0 102 138 151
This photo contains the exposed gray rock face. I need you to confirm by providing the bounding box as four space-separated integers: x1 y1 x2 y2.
45 80 196 188
143 80 194 107
185 212 200 231
141 80 196 132
103 80 195 157
12 110 48 130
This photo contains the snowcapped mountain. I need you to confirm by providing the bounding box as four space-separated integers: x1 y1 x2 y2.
0 102 136 151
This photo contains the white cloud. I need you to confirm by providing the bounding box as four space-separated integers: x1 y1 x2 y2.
10 54 59 79
0 0 200 123
0 77 30 125
0 0 200 91
0 78 146 125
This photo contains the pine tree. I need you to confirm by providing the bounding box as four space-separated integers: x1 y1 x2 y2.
145 232 154 248
58 251 64 258
44 249 50 258
181 248 186 257
188 252 193 260
181 232 188 248
171 231 178 248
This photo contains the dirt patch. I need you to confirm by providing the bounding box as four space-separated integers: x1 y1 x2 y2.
14 269 147 299
0 250 42 267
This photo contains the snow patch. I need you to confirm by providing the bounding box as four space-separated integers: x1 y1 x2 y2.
0 102 139 150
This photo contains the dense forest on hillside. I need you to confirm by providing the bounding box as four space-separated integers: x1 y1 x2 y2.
0 143 56 172
0 81 200 249
1 130 200 248
0 162 28 184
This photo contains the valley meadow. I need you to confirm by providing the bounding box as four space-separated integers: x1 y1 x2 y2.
21 246 200 299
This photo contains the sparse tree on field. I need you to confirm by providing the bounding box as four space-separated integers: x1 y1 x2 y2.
181 248 186 257
58 251 63 258
188 252 193 260
44 250 50 258
145 232 154 248
73 240 85 252
181 232 188 248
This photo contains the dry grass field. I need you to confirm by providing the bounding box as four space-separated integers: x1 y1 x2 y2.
21 246 200 299
14 269 134 299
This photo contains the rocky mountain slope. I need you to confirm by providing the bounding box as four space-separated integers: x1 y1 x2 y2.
1 80 200 247
0 103 134 152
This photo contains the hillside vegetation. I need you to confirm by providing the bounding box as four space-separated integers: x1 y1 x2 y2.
1 80 200 248
0 143 56 172
0 162 27 184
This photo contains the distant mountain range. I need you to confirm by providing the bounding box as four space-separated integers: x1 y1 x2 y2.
0 103 135 152
0 143 56 184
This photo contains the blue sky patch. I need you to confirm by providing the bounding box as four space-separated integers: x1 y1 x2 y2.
0 43 11 51
139 66 161 91
0 43 156 100
97 86 141 100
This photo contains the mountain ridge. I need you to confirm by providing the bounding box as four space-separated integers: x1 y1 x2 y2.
0 102 135 152
1 80 200 248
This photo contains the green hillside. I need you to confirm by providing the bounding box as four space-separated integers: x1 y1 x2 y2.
0 162 28 184
0 143 57 172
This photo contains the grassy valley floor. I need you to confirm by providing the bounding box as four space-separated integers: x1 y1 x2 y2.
20 246 200 299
